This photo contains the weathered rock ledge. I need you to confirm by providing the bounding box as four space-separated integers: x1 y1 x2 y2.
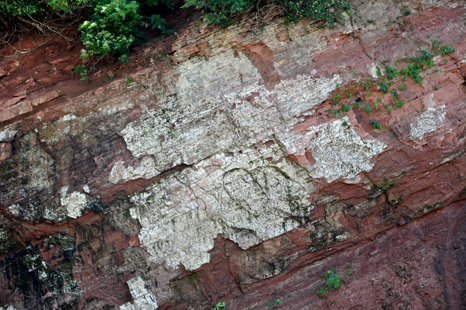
1 0 466 309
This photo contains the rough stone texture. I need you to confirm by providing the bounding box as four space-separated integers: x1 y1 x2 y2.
409 93 446 140
120 276 158 310
1 0 466 309
130 143 314 270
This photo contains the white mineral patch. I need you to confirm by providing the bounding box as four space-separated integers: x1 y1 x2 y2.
130 144 314 271
0 125 17 142
109 157 160 184
177 51 263 102
7 204 20 217
62 114 77 122
42 206 66 222
120 276 158 310
409 94 446 140
0 305 18 310
60 186 88 219
255 72 342 122
308 118 386 182
369 63 382 78
119 51 340 182
279 118 386 183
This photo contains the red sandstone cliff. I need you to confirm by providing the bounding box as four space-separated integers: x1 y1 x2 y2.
1 0 466 309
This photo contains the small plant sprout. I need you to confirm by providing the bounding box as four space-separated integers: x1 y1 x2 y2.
440 45 455 55
433 87 439 91
317 268 340 297
379 80 389 93
377 96 382 103
126 76 134 84
73 64 89 83
346 92 353 99
212 302 225 310
432 39 443 53
332 93 342 103
364 103 372 115
343 104 350 112
444 58 448 64
338 68 342 74
376 66 382 77
370 119 382 129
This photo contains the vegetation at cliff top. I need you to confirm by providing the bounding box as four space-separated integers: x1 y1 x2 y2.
0 0 350 63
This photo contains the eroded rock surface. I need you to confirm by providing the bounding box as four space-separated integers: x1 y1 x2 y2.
1 0 466 309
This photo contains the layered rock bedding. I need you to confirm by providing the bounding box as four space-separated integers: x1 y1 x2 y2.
1 0 466 309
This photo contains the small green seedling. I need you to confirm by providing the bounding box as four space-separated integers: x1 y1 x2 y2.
370 119 382 129
212 302 226 310
432 39 443 54
317 268 340 297
73 64 89 83
376 66 382 77
440 45 455 55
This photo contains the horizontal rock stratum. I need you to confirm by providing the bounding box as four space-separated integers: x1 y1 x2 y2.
1 0 466 309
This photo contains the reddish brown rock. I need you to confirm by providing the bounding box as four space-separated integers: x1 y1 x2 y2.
0 0 466 309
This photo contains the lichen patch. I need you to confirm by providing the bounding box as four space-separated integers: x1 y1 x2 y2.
60 186 88 219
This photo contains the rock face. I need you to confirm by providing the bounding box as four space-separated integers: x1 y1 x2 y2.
1 0 466 309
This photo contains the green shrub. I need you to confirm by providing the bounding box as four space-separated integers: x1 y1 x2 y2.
275 0 350 26
79 0 144 62
183 0 351 28
183 0 255 28
3 0 352 63
0 0 89 29
78 0 174 62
